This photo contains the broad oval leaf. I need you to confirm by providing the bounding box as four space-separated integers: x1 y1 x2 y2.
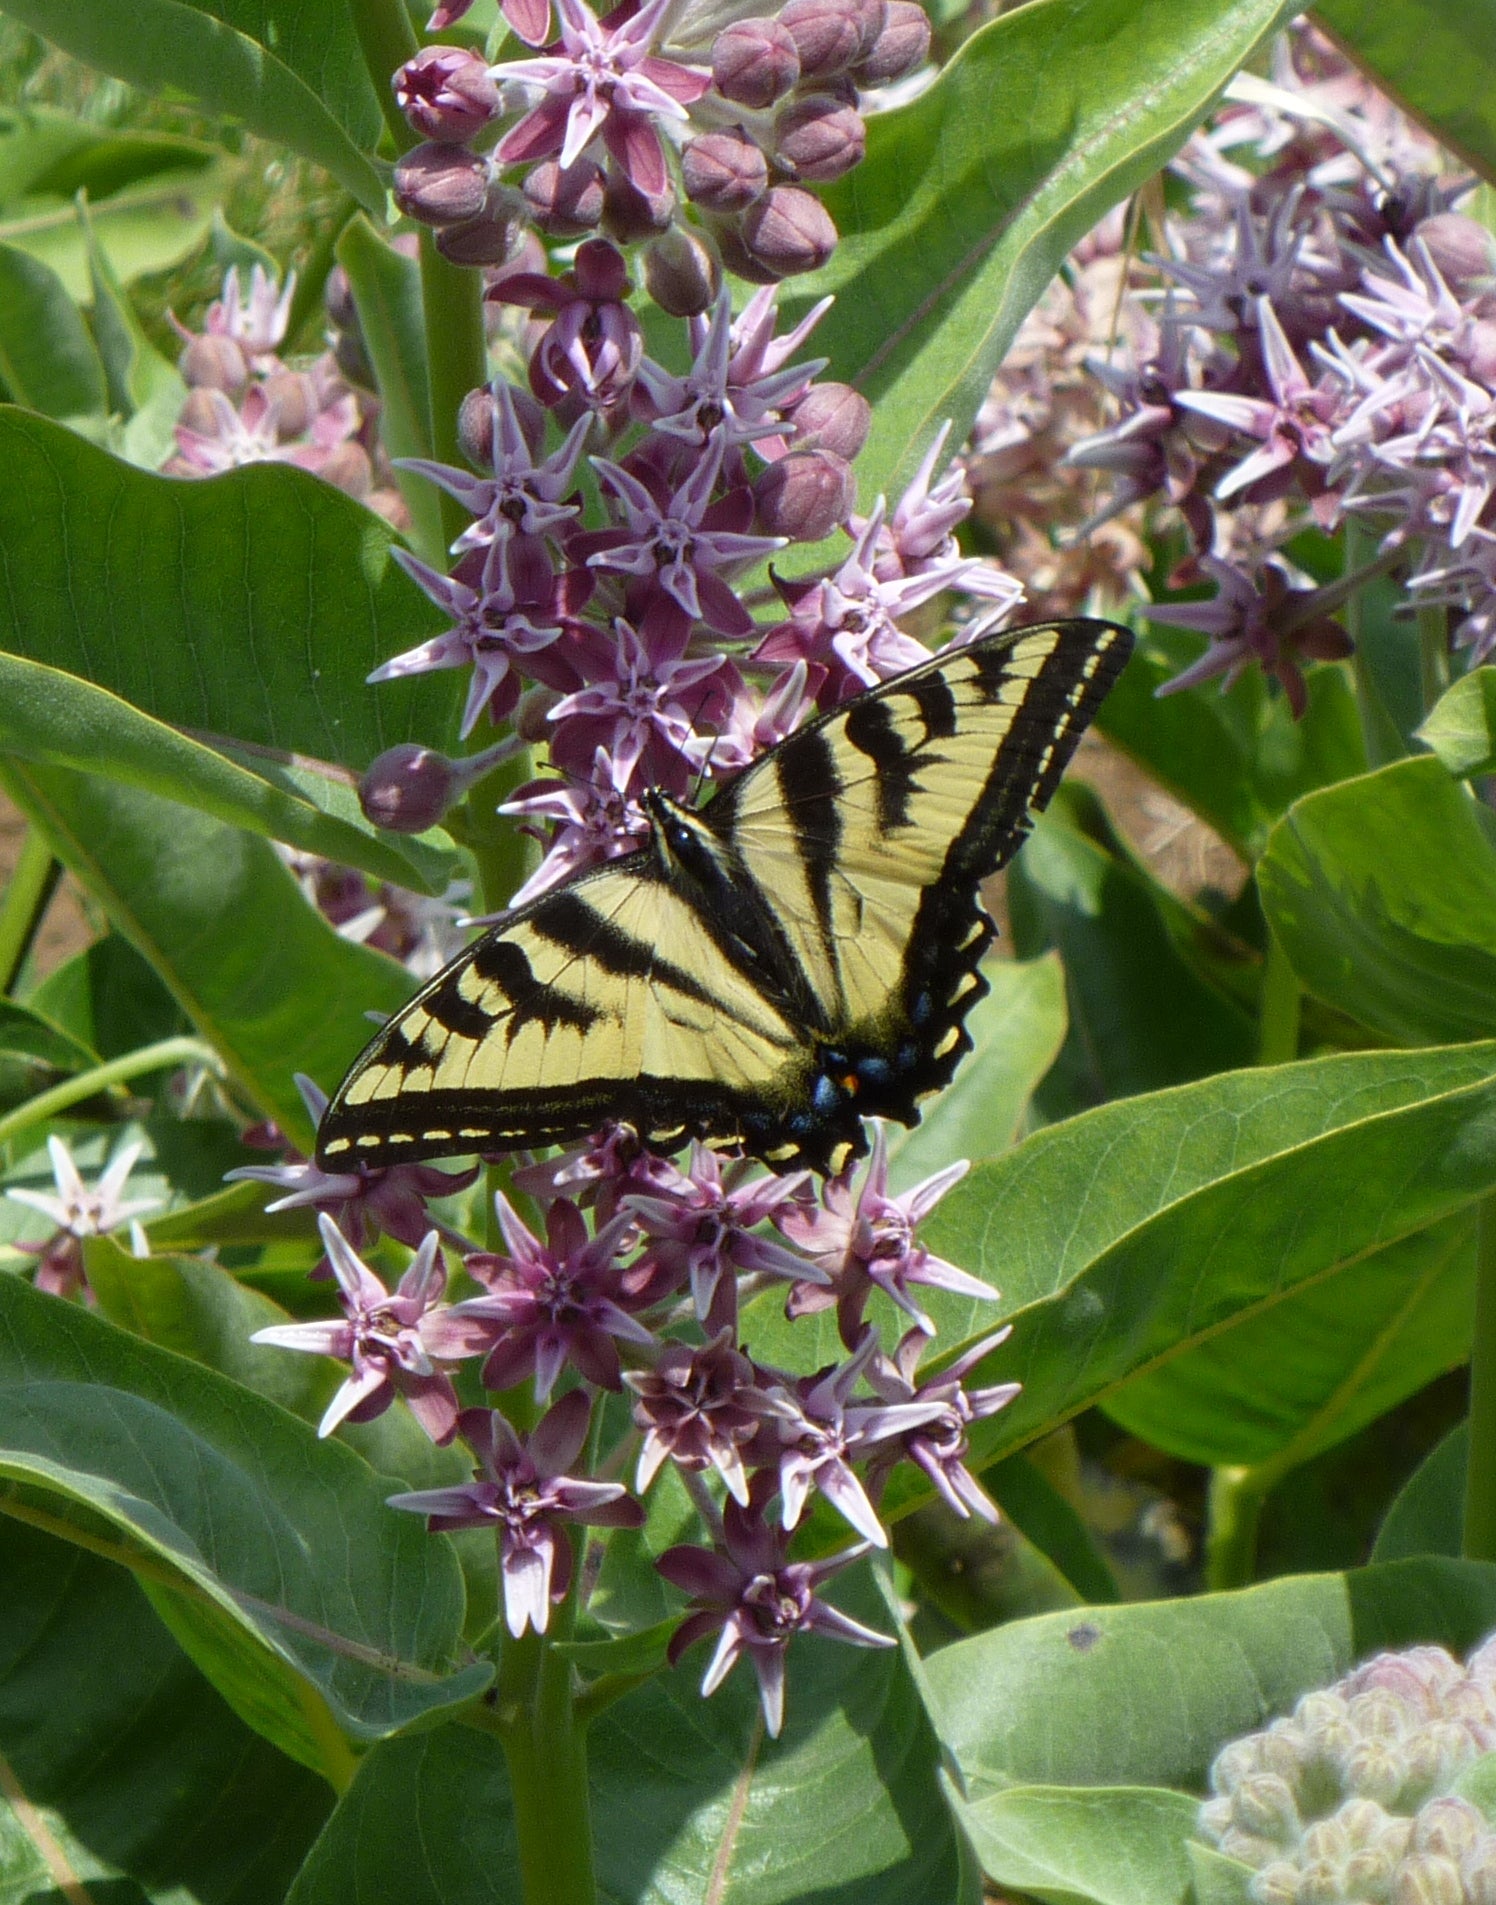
955 1785 1200 1905
0 407 460 774
1104 1212 1473 1471
0 1275 489 1771
2 0 383 209
1258 756 1496 1044
799 0 1297 496
1373 1423 1467 1563
926 1555 1496 1795
0 1515 331 1901
0 651 456 895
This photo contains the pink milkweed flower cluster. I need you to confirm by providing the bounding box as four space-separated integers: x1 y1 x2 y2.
164 265 407 522
253 1123 1016 1729
240 3 1025 1741
973 23 1496 711
360 257 1022 903
391 0 931 306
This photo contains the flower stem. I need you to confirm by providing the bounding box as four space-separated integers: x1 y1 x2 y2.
1417 604 1450 716
286 191 359 351
1463 1194 1496 1562
1204 1464 1267 1591
349 0 420 149
496 1627 598 1905
0 828 60 994
1344 522 1403 769
419 238 490 546
1256 928 1300 1067
0 1037 223 1152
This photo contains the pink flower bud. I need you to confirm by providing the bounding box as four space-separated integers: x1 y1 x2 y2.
178 333 248 392
852 0 930 82
522 156 606 236
360 744 461 833
1414 213 1496 294
318 441 374 499
457 381 546 466
643 225 722 317
435 188 527 266
393 45 499 143
777 0 884 78
263 370 317 440
602 167 676 244
773 95 865 182
787 381 870 459
711 17 800 107
682 129 769 213
393 142 491 225
754 447 854 540
178 387 226 436
740 185 838 277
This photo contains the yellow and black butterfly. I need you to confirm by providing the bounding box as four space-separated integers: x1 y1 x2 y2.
318 618 1133 1177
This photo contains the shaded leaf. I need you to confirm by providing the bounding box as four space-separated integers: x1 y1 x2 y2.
0 1273 487 1768
1009 783 1256 1113
1373 1423 1467 1563
290 1570 966 1905
0 1516 331 1903
0 237 106 422
0 650 455 895
1097 630 1366 858
1315 0 1496 182
1259 756 1496 1044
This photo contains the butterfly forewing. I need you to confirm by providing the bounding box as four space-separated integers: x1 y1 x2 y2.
317 618 1133 1174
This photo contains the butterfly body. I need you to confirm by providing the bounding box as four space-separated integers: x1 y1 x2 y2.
318 618 1133 1177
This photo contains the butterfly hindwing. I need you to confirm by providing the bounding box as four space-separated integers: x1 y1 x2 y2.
317 617 1133 1175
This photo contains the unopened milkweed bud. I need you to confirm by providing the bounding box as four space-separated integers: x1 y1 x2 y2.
394 142 491 225
786 381 871 459
753 447 853 540
457 380 546 466
852 0 931 82
773 94 865 182
522 156 606 236
711 17 800 107
263 370 316 440
778 0 883 78
642 225 721 317
740 185 838 277
317 441 374 500
683 129 769 212
393 45 499 142
178 333 248 392
360 744 462 834
435 186 527 266
602 168 676 243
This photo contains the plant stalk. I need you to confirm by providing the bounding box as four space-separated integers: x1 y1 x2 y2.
1204 1464 1268 1591
496 1625 598 1905
1256 929 1301 1067
1417 603 1450 714
350 0 421 149
1464 1194 1496 1562
419 238 490 546
0 1037 223 1152
0 829 60 995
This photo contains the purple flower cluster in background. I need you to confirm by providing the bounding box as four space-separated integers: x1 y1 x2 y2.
968 23 1496 711
390 0 930 307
